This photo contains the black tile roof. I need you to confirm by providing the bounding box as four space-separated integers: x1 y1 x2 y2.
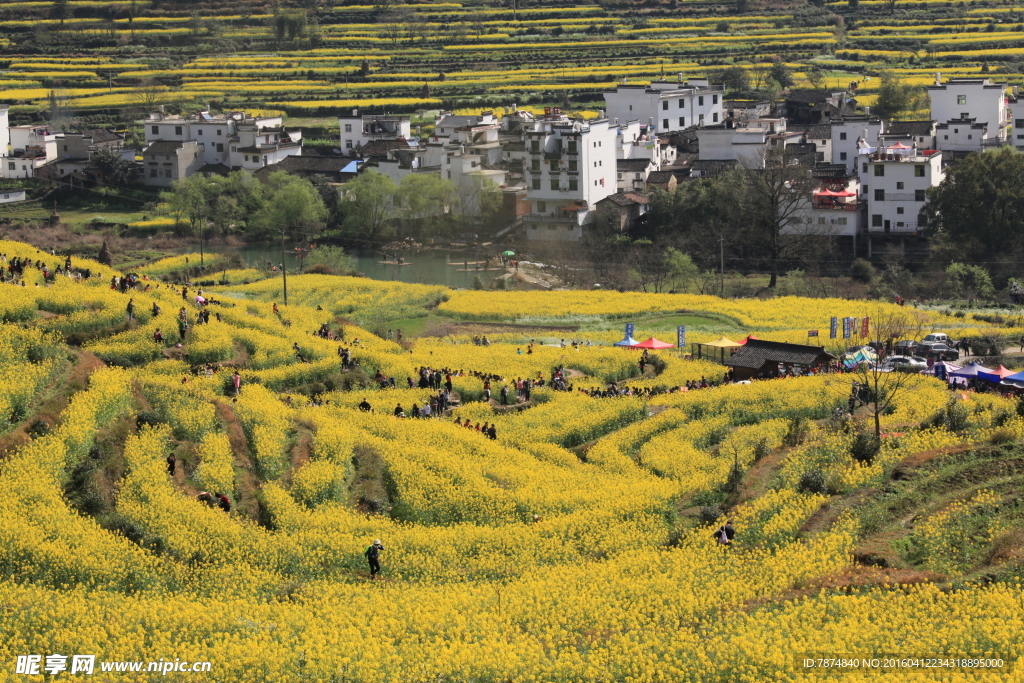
617 158 652 172
726 339 835 369
884 121 935 137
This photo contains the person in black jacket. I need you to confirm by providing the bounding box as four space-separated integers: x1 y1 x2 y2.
713 521 735 546
366 539 385 578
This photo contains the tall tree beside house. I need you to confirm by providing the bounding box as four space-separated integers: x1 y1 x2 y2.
873 71 926 120
926 147 1024 284
741 147 816 289
91 148 137 187
396 174 457 237
254 171 328 242
162 174 209 237
340 170 397 239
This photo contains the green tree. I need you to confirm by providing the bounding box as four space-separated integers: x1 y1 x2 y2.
162 174 209 236
712 66 750 93
664 248 699 292
254 171 328 241
49 0 72 24
945 263 995 301
805 64 825 90
769 62 794 89
873 71 925 119
340 170 397 238
304 246 356 275
927 148 1024 282
91 148 137 187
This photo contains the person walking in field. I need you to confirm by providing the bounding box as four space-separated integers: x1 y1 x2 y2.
713 520 735 546
232 371 242 396
153 328 163 344
166 453 176 476
126 298 135 321
366 539 384 578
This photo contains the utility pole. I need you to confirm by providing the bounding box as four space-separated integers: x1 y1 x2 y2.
719 235 725 297
199 208 205 267
281 227 288 306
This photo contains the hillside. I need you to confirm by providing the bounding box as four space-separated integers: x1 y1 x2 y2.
0 0 1022 125
0 241 1021 680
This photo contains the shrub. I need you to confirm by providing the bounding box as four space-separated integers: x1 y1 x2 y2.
944 397 970 433
784 416 810 447
798 469 829 495
699 505 722 525
851 431 881 464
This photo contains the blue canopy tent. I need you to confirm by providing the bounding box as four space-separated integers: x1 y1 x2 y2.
614 336 640 347
949 362 994 378
842 349 875 369
1001 369 1024 388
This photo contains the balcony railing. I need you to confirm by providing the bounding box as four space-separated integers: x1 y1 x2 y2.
813 200 863 211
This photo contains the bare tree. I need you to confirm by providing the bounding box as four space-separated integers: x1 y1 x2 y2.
740 146 819 289
854 307 928 438
379 6 412 46
47 88 78 132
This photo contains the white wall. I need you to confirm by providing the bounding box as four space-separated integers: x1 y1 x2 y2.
928 79 1007 137
864 153 943 234
831 120 882 175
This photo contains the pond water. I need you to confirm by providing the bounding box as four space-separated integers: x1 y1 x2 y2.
204 243 511 288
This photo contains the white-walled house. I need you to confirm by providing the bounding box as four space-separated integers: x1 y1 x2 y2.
522 114 617 242
859 143 943 235
935 118 989 153
830 117 883 175
696 118 799 165
4 124 57 179
338 111 411 151
141 140 205 187
927 76 1009 142
1008 93 1024 151
604 78 724 136
141 110 300 170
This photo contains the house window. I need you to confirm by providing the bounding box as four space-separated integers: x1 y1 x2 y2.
915 189 926 201
713 94 718 104
896 206 904 215
662 119 669 130
874 165 884 176
344 124 352 133
967 135 972 140
662 101 669 111
532 178 540 190
713 113 719 123
839 152 847 160
537 201 546 213
175 126 183 135
678 99 685 108
862 163 868 173
874 189 885 201
345 140 353 149
679 117 685 127
550 180 559 191
217 129 222 136
198 129 203 136
1016 119 1024 128
818 217 826 225
164 169 171 178
217 143 224 152
699 96 704 106
957 95 967 105
699 114 704 124
840 132 847 140
549 160 558 172
531 159 540 172
531 140 540 152
244 155 249 161
953 128 959 134
872 214 883 227
863 185 868 194
568 141 577 153
150 168 157 177
944 135 949 140
231 146 237 152
897 221 905 227
569 179 578 191
63 145 67 151
151 126 158 134
838 217 847 225
914 165 925 177
896 182 904 190
960 113 969 120
568 160 577 172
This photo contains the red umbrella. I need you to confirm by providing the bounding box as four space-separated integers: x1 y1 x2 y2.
631 337 674 349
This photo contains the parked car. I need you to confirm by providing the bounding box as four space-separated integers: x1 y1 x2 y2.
880 355 928 371
922 332 957 347
919 343 959 361
893 340 919 355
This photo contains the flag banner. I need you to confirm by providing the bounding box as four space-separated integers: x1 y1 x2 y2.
808 330 819 338
677 325 686 349
830 317 838 339
861 317 870 338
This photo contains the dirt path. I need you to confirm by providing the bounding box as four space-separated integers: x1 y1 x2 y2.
213 399 265 523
